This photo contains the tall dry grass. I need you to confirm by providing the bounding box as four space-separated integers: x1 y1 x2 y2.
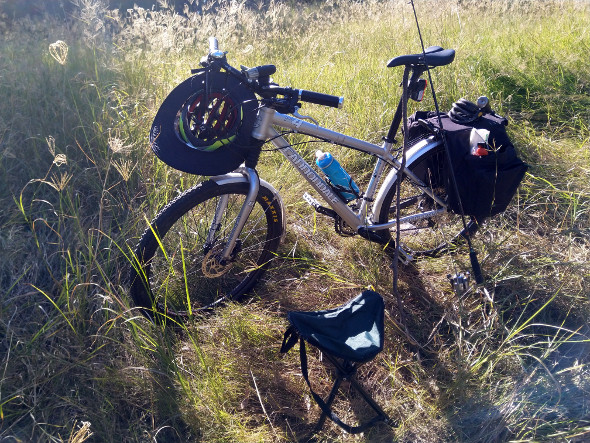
0 0 588 441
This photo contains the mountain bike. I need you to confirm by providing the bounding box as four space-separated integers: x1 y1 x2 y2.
129 38 480 319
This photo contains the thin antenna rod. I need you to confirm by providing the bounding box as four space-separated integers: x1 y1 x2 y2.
408 0 484 283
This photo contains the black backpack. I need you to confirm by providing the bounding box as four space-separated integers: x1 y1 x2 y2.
407 109 528 219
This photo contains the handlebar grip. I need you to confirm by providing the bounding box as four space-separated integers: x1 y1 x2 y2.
209 36 219 52
299 89 343 109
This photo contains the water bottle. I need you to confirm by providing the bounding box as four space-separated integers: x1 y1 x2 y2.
315 150 360 202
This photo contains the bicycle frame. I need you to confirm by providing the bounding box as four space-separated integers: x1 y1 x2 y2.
204 45 455 258
254 106 447 233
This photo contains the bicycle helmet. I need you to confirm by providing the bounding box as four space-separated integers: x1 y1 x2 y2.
178 91 239 151
150 69 263 175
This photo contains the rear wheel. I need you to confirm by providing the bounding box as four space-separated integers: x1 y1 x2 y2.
378 146 479 257
130 180 283 319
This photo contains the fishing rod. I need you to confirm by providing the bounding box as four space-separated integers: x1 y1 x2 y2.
408 0 484 285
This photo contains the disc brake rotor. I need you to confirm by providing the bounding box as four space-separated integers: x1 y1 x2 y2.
202 244 234 278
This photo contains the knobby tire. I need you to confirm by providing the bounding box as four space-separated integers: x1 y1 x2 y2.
129 180 283 320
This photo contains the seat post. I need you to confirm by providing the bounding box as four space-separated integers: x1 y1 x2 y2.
384 66 425 144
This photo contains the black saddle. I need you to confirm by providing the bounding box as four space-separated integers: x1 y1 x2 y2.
387 45 455 68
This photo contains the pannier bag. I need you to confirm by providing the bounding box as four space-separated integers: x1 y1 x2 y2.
407 105 528 219
149 69 263 176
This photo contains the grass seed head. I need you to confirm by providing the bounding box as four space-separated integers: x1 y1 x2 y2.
49 40 68 65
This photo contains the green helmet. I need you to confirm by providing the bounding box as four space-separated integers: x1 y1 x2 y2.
150 69 263 176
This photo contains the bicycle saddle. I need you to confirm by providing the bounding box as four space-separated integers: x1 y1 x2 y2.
387 46 455 68
283 290 384 363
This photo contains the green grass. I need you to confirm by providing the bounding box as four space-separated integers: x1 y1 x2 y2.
0 0 589 441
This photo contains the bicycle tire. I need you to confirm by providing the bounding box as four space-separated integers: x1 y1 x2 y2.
130 179 284 319
378 145 479 257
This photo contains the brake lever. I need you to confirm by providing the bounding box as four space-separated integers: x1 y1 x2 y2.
292 107 319 126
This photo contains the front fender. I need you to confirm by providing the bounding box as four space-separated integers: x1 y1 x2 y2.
371 137 443 221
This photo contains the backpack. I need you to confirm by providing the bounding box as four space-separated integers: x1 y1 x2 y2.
407 110 528 219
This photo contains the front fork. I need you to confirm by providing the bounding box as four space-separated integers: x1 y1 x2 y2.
205 167 260 264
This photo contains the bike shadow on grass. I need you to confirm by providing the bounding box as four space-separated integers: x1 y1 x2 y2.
254 250 589 442
136 247 589 442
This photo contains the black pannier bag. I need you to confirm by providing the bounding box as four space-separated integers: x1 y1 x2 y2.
407 110 528 219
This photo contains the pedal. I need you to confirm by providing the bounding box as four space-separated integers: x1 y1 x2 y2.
303 192 337 218
396 244 414 264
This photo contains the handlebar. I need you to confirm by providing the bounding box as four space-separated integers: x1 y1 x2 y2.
241 64 277 80
203 37 344 111
298 89 343 109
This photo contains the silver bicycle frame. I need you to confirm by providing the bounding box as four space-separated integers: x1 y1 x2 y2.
254 106 447 232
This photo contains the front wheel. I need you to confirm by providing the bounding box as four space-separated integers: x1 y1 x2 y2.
378 146 480 257
129 179 284 319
